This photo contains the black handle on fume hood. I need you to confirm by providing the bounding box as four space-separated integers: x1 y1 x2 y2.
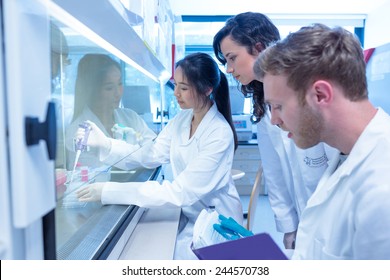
25 101 57 160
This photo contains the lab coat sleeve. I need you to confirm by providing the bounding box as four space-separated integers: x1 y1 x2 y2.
100 109 158 170
101 125 234 208
102 123 171 170
121 108 157 145
100 138 141 170
257 117 299 233
120 119 173 170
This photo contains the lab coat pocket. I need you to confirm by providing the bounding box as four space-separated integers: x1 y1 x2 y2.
298 144 329 189
313 238 345 260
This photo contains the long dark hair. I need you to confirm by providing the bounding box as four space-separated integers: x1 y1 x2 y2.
213 12 280 123
175 52 238 150
72 53 121 121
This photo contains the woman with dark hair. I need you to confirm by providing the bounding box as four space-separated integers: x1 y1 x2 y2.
213 12 339 250
76 52 243 259
213 12 280 122
65 54 156 170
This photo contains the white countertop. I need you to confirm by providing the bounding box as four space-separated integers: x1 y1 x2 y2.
118 207 181 260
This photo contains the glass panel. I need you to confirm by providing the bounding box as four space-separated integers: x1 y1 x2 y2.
50 18 161 259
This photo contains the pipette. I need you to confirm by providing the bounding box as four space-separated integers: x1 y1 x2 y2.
69 122 92 184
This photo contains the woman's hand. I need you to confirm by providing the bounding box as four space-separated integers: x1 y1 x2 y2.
76 182 105 202
75 120 111 152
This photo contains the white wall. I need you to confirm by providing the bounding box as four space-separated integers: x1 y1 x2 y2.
169 0 387 15
364 1 390 48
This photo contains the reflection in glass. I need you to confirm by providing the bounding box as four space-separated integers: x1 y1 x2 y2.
65 53 156 173
50 19 162 259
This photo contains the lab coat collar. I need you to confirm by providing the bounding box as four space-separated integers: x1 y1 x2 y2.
334 108 388 177
82 106 111 135
306 153 341 207
179 103 218 145
197 102 218 132
306 108 388 207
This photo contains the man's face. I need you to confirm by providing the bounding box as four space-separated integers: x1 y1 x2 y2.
263 74 323 149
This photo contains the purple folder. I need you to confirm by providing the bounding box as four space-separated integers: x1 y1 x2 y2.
192 233 288 260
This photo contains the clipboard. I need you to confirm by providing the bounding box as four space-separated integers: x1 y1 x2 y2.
192 233 288 260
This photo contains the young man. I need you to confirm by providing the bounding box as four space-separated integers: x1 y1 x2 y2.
254 23 390 259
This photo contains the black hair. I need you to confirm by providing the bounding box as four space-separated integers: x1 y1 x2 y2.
213 12 280 122
72 54 121 121
175 52 238 150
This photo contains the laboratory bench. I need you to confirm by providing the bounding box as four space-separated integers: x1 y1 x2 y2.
55 167 180 260
54 141 263 259
116 207 180 260
55 142 263 259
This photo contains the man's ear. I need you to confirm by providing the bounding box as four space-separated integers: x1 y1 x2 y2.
308 80 333 106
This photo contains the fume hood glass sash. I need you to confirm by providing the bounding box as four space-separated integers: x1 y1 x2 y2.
45 0 171 84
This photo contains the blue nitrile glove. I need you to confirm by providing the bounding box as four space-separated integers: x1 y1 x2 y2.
213 214 254 240
213 224 241 241
219 215 254 237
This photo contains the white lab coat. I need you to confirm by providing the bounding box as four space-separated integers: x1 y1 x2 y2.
65 106 156 170
257 111 339 233
293 108 390 259
101 103 243 259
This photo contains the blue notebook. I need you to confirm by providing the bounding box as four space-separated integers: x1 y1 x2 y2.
192 233 288 260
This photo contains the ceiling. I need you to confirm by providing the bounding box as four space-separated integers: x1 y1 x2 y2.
169 0 389 16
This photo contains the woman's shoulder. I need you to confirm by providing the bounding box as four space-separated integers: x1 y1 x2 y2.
203 111 233 138
170 108 193 123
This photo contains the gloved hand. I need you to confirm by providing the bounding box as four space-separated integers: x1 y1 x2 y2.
76 182 105 202
112 124 143 145
75 120 111 154
213 214 254 241
283 230 297 249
